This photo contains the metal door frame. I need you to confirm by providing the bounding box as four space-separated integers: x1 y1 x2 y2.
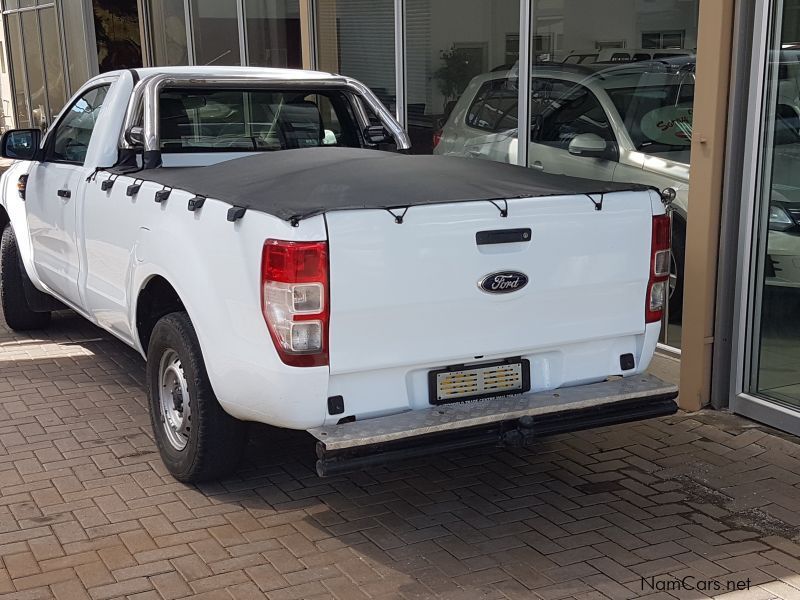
728 0 800 435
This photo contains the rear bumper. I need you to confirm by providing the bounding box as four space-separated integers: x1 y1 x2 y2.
309 373 677 476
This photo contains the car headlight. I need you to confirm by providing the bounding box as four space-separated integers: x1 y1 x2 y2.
769 204 795 231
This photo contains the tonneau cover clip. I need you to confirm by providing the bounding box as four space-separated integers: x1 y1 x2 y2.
100 174 118 192
227 206 247 222
586 193 604 211
188 195 206 212
126 179 143 197
154 187 172 203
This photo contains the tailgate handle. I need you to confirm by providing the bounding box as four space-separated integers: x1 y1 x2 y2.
476 228 531 245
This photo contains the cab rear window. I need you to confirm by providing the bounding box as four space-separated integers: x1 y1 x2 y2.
159 88 362 152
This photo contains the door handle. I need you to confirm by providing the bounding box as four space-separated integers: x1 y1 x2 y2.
57 189 71 199
531 161 544 170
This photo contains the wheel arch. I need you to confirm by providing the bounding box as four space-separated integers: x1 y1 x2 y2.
134 274 187 355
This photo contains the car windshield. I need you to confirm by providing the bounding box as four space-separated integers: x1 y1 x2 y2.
603 77 694 156
158 88 363 153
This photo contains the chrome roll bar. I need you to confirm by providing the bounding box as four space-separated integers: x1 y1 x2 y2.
118 72 411 160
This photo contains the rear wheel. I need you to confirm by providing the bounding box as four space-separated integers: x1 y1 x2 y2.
0 224 51 331
146 312 247 482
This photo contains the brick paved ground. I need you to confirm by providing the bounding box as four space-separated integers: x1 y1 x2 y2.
1 311 800 600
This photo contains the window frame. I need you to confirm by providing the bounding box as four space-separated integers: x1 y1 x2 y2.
42 83 112 166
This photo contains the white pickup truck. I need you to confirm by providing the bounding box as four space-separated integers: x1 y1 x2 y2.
0 67 677 481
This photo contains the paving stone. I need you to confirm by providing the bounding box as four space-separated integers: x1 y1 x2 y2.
0 312 799 598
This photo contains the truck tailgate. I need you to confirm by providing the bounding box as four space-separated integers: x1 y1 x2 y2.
325 191 653 375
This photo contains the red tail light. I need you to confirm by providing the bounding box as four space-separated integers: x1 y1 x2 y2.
432 129 443 150
261 240 329 367
646 215 671 323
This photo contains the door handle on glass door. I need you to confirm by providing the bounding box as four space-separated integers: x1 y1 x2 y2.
57 189 71 199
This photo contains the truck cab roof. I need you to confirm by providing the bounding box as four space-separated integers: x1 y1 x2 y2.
100 65 343 84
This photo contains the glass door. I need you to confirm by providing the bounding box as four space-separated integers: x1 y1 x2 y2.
733 0 800 434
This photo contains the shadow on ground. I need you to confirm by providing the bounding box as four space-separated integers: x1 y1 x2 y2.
1 311 800 599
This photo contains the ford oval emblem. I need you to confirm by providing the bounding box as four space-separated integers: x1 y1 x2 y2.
478 271 529 294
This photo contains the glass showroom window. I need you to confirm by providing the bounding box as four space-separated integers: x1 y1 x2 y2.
2 1 73 129
190 0 242 66
148 0 190 66
747 0 800 410
316 0 396 115
411 0 520 158
525 0 698 349
94 0 143 72
245 0 302 68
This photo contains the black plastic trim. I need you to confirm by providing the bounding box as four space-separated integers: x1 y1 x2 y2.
227 206 247 222
327 395 345 416
188 195 206 211
476 228 532 245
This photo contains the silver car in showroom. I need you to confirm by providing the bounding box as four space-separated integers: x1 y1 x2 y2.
434 62 800 310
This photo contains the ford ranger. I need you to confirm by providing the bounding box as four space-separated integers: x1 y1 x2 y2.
0 67 677 481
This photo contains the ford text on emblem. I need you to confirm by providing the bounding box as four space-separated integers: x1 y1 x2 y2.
478 271 529 294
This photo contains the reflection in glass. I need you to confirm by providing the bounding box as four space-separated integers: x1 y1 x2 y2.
39 7 67 121
93 0 143 72
245 0 301 68
413 0 520 157
149 0 189 66
316 0 396 115
190 0 241 66
753 0 800 408
21 10 46 129
528 0 698 349
62 0 92 93
6 13 30 127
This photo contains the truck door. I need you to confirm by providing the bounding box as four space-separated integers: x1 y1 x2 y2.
25 85 111 306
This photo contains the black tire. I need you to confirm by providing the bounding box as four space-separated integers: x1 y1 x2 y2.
668 216 686 323
146 312 247 482
0 224 51 331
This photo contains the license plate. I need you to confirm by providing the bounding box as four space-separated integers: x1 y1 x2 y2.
429 358 530 405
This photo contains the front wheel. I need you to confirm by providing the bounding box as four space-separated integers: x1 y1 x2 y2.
0 224 51 331
146 312 248 482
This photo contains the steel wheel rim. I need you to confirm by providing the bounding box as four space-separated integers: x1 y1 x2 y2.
158 349 191 451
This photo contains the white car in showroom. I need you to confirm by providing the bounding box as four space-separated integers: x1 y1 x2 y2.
435 62 800 301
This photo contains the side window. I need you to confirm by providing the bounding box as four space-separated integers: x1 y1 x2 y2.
533 79 614 149
49 85 110 164
466 79 518 133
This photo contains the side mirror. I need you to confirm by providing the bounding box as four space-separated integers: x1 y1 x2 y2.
568 133 607 158
1 129 41 160
125 126 144 147
364 125 391 145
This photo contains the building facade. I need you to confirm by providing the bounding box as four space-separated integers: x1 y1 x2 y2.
1 0 799 436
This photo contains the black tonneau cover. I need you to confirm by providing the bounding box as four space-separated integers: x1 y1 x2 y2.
126 147 652 222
